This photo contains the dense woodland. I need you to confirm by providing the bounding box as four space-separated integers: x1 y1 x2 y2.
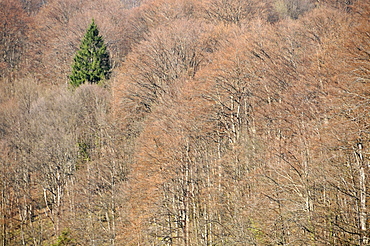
0 0 369 245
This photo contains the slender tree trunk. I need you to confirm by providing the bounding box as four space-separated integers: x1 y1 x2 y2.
356 143 368 245
1 177 6 246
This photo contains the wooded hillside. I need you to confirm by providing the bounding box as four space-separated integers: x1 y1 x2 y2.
0 0 369 245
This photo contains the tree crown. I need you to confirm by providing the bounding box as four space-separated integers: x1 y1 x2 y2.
69 19 111 88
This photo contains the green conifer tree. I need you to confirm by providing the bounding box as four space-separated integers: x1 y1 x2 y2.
69 19 111 88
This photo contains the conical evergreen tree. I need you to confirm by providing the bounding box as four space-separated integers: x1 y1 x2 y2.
69 19 111 88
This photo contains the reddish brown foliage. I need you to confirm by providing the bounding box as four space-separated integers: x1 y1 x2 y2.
1 0 369 245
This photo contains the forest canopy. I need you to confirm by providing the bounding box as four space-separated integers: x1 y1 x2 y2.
0 0 369 245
